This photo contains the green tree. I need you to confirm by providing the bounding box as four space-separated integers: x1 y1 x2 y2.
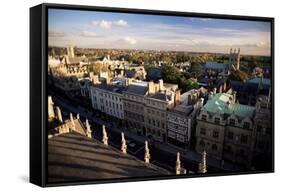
190 62 203 78
180 78 199 92
162 65 181 84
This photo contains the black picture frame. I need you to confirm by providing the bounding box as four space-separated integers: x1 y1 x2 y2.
30 3 274 187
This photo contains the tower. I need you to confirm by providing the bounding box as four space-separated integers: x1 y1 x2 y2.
67 45 75 58
229 48 241 71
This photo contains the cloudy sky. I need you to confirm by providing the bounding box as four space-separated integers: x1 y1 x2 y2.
48 8 271 56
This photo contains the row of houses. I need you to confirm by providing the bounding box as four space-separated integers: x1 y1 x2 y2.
89 76 272 168
90 77 204 147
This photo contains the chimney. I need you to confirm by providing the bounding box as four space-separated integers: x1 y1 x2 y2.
219 85 223 93
125 78 132 87
233 91 237 103
174 90 181 106
159 79 164 91
213 88 217 94
92 75 100 85
209 91 214 99
148 81 155 95
200 98 204 107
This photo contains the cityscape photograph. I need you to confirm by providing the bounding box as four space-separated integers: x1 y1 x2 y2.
47 8 273 183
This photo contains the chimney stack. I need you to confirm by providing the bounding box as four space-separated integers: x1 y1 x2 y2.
233 91 237 103
213 88 217 94
200 98 204 107
148 81 155 95
159 79 164 91
174 90 181 106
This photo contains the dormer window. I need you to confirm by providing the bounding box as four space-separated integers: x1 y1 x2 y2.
214 117 220 124
229 119 235 126
202 114 207 121
243 122 250 130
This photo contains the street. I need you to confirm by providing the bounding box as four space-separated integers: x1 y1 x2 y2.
49 88 231 174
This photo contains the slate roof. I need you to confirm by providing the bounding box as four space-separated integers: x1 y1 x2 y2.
48 132 169 183
204 62 229 70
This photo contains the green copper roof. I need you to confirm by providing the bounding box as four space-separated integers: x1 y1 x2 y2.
203 93 255 118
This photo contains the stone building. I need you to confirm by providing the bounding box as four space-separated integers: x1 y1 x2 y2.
123 79 179 142
167 88 206 148
90 77 126 120
195 90 271 167
144 80 178 142
123 80 148 135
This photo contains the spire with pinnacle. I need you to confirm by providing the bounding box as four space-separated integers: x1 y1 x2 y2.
55 106 63 123
144 141 151 163
48 96 55 119
85 119 92 138
176 152 181 175
121 132 127 154
102 125 108 146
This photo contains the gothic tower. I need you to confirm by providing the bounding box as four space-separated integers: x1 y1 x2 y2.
67 45 75 58
229 48 241 71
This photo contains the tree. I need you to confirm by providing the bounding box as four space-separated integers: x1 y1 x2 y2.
162 65 181 84
89 62 108 75
180 78 199 92
190 62 203 78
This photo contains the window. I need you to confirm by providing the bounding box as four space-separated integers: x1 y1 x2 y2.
199 140 205 147
257 125 263 132
213 130 219 138
266 128 271 135
241 135 248 144
228 132 234 140
200 128 206 135
202 114 207 121
214 117 220 124
212 144 218 151
229 119 235 126
243 122 250 129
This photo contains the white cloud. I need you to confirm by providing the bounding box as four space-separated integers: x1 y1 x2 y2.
114 19 128 27
80 31 97 37
93 20 112 29
93 19 128 29
119 37 137 45
49 30 66 37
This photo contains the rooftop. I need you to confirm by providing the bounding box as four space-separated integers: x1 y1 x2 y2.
204 62 229 70
48 132 169 183
125 81 148 95
203 93 255 118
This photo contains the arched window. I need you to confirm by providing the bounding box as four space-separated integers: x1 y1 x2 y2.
212 144 218 151
199 140 205 147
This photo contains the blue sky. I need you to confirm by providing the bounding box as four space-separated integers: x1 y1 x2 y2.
48 8 271 56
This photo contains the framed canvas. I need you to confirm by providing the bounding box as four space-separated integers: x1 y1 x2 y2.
30 3 274 187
